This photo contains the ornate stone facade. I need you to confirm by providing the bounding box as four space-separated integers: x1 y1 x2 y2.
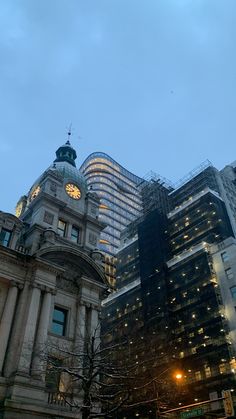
0 141 107 418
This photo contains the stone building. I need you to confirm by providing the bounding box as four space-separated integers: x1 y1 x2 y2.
0 141 107 418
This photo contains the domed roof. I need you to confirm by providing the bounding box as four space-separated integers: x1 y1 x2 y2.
27 141 87 197
51 161 87 190
51 140 87 189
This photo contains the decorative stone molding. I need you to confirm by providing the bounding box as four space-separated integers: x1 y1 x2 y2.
30 283 45 291
0 252 28 268
56 276 78 294
80 301 99 310
43 211 54 225
36 245 107 285
45 286 56 295
90 204 97 216
50 181 57 192
88 232 97 246
10 280 24 290
32 257 64 275
29 283 56 294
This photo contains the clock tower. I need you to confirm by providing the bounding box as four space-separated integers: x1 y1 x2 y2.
15 140 105 255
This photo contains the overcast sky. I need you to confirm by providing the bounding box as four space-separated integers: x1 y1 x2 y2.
1 0 236 213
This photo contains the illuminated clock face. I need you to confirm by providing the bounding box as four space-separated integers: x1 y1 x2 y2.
65 183 81 200
30 185 41 201
15 202 23 218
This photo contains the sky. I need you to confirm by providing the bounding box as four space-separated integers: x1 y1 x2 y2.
0 0 236 213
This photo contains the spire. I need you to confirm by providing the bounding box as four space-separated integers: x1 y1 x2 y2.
67 123 72 143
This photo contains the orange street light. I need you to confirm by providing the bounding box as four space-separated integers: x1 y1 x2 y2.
174 372 183 380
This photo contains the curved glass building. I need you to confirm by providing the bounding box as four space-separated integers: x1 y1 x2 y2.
80 152 143 256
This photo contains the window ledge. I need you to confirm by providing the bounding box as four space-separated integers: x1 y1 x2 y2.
48 332 74 342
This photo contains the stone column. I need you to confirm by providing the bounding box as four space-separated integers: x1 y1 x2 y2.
17 285 41 375
31 288 53 378
91 307 99 333
4 281 30 377
75 304 86 353
0 282 19 374
67 224 72 240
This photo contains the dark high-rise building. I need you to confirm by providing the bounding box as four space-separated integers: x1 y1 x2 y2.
103 161 236 418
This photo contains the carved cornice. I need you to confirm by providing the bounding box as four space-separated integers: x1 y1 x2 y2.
0 211 23 227
0 250 29 268
31 258 65 275
0 250 64 278
79 275 107 290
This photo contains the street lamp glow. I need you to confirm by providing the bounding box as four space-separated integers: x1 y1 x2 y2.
175 372 183 380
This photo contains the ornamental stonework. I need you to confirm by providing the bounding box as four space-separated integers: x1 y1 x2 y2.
56 275 78 293
43 211 54 225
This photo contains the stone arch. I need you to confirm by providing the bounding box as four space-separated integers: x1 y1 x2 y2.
36 245 107 287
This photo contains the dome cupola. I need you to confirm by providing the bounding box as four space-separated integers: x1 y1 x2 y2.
54 140 77 167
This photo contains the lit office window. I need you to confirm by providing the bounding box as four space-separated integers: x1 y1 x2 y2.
219 363 226 374
204 366 211 378
51 306 68 336
71 226 80 243
0 229 12 247
195 371 202 381
58 219 66 237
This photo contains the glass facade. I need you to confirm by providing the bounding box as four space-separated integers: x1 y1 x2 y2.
80 152 143 256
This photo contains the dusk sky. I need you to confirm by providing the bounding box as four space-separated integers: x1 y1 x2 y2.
1 0 236 213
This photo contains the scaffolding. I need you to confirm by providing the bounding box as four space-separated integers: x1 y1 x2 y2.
138 171 173 215
171 160 213 194
139 170 174 190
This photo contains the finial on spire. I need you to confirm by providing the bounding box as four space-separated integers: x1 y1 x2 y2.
66 123 72 145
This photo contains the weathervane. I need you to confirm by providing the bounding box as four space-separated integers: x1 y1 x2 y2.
66 122 83 145
66 123 83 145
66 123 72 144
